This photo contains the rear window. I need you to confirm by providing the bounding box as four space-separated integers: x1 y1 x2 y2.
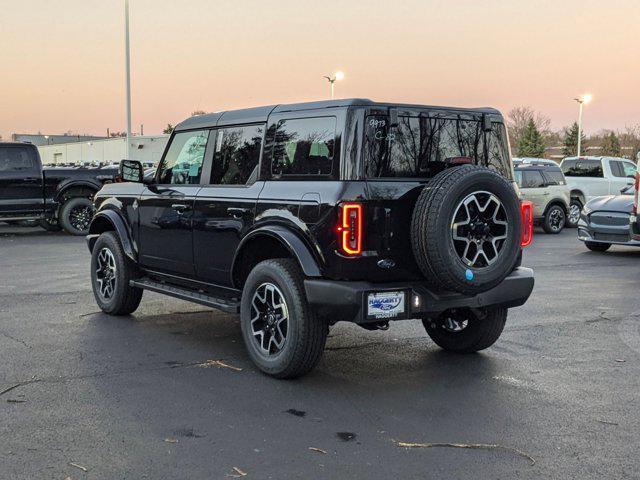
561 159 603 177
365 114 512 180
0 146 39 172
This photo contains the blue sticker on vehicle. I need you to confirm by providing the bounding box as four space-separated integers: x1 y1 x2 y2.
465 269 474 281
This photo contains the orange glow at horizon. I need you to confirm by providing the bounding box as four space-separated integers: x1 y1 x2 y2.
1 0 639 140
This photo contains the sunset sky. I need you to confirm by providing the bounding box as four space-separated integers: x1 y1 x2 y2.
1 0 638 140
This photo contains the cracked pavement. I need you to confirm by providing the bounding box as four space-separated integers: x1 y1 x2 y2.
1 225 640 479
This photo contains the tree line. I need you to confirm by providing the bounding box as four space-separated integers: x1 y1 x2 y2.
507 106 640 160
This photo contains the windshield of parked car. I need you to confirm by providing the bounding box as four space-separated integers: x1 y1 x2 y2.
365 114 512 180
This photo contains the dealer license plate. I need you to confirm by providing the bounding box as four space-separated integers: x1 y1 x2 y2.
367 291 405 319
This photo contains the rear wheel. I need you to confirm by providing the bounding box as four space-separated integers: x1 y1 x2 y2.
567 199 582 228
240 259 328 379
585 241 610 252
90 231 143 315
422 307 507 353
543 205 565 234
60 197 94 235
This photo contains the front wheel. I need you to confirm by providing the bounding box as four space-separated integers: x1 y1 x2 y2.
422 307 507 353
585 241 611 252
90 232 143 315
60 197 95 235
567 199 582 228
240 259 328 379
543 205 566 234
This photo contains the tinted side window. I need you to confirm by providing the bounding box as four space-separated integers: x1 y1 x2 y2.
0 147 38 172
543 169 566 185
611 160 636 178
521 170 545 188
622 162 637 177
212 125 263 185
158 130 209 185
272 117 335 176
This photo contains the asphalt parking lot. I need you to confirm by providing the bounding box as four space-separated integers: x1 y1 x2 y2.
1 225 640 479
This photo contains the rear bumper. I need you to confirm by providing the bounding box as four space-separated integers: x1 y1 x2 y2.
304 267 534 324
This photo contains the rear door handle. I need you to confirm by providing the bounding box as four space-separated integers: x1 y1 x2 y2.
171 203 190 213
227 207 250 218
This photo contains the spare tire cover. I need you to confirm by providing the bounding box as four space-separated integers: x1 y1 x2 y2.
411 165 522 294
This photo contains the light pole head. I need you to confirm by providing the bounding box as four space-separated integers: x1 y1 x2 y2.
575 94 592 105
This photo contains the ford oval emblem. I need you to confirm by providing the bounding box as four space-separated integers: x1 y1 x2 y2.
377 258 396 269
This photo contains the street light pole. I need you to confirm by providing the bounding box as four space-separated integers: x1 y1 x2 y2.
577 101 584 157
124 0 132 159
574 94 592 158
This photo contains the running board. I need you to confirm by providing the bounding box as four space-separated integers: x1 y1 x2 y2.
130 278 240 313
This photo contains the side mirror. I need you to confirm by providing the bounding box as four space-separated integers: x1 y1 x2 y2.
119 159 143 183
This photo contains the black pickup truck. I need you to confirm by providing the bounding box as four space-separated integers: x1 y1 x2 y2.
0 142 117 235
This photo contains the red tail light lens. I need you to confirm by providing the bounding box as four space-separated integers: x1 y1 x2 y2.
633 173 639 215
520 201 533 247
338 203 363 255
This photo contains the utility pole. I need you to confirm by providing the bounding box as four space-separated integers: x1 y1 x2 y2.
124 0 132 159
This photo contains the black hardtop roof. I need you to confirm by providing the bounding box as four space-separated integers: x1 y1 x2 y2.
174 99 502 131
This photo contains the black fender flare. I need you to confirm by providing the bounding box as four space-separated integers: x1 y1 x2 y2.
231 225 322 285
543 199 568 216
55 179 101 203
87 209 137 262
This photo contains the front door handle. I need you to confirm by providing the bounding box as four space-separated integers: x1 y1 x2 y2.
227 207 250 218
171 203 190 213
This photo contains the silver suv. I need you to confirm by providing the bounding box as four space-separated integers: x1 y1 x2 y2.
514 162 571 233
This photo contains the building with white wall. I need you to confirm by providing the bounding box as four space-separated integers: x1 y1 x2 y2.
38 135 169 165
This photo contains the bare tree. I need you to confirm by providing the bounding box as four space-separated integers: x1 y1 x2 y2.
506 106 551 156
620 125 640 161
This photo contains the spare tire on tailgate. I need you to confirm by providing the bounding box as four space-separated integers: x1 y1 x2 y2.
411 165 521 295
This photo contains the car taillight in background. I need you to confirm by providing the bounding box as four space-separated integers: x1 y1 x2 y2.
520 201 533 247
337 203 362 255
633 172 639 215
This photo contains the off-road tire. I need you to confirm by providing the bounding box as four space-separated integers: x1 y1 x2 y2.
585 241 611 252
542 204 566 234
90 232 143 315
567 199 582 228
411 165 522 294
60 197 94 236
240 259 328 379
423 307 507 353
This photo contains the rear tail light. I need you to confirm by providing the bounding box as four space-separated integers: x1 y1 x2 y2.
337 203 363 255
633 172 639 215
520 201 533 247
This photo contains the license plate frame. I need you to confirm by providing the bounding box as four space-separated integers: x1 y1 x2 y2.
365 290 407 320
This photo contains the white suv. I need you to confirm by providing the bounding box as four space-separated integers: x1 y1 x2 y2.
560 156 637 225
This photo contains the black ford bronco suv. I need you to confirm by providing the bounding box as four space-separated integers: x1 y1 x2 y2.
87 99 534 378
